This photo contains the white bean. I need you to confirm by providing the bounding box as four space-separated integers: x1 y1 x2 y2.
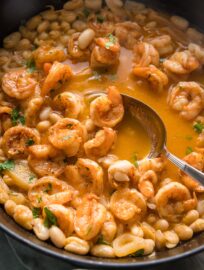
41 10 58 21
91 245 115 258
49 226 66 248
187 28 204 43
3 32 21 49
26 15 42 30
190 219 204 233
174 224 193 241
60 11 76 23
164 230 179 249
4 200 17 216
17 39 31 50
37 20 50 33
64 236 90 255
72 20 87 32
78 28 95 50
33 218 50 241
85 0 102 11
37 120 51 132
13 205 33 230
170 15 189 31
63 0 83 10
144 239 155 255
40 107 52 121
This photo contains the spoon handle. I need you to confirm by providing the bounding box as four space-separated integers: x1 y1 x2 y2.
165 150 204 183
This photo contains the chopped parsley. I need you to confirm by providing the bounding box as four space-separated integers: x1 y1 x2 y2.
28 175 36 183
44 183 52 193
26 58 36 73
96 235 110 245
130 249 144 257
32 207 41 219
193 122 204 134
44 207 58 228
105 34 117 49
132 152 139 168
11 108 25 126
186 146 193 155
97 15 104 23
83 8 90 17
26 138 35 146
0 160 15 171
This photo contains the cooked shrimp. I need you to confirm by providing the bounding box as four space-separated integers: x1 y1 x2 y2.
2 126 40 158
28 144 59 159
90 86 124 128
180 152 204 192
98 154 119 169
147 35 174 57
163 50 200 75
2 69 37 99
155 182 197 222
90 35 120 69
48 118 87 157
115 22 142 49
25 97 43 127
108 160 139 189
188 43 204 65
53 92 84 119
28 156 65 177
167 82 204 120
110 188 147 221
138 170 158 198
133 65 168 92
41 61 72 96
84 127 117 159
65 158 104 195
43 204 75 236
74 194 107 240
101 211 117 242
88 21 115 38
67 33 90 61
33 45 66 68
133 42 159 67
139 157 166 173
28 176 76 207
0 106 12 115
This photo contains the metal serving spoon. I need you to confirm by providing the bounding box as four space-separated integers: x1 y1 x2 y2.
121 94 204 183
86 91 204 183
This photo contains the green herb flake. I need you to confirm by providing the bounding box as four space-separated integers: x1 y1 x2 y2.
29 175 36 183
193 122 204 134
132 152 139 168
130 249 144 257
26 58 36 73
44 207 58 228
83 8 90 17
105 34 117 49
32 207 41 219
186 146 193 155
44 183 52 193
26 138 35 146
97 15 104 23
96 235 110 246
37 196 42 203
0 160 15 171
11 108 25 126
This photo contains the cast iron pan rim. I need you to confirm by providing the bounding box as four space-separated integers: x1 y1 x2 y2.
0 222 204 269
